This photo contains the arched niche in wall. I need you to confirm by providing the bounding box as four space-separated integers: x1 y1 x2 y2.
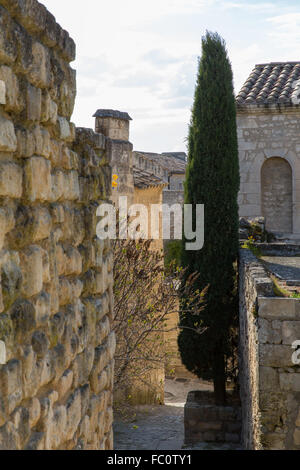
261 157 293 233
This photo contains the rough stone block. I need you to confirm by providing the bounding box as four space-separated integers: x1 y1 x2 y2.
63 246 82 276
72 346 95 388
104 407 113 434
258 298 298 321
0 6 17 64
25 432 45 450
61 146 79 170
65 389 81 441
58 278 83 306
294 429 300 446
31 331 49 359
28 398 41 428
63 171 80 200
262 432 286 450
0 162 22 198
9 206 52 249
25 156 52 202
0 66 23 112
11 301 36 344
96 316 110 345
0 207 15 250
27 41 51 89
282 321 300 345
57 117 72 142
0 359 23 415
0 421 18 450
0 252 22 311
259 366 279 391
56 67 76 119
26 84 42 122
33 125 51 158
20 245 44 297
43 402 65 450
0 80 5 104
259 344 294 367
258 318 281 344
90 367 108 395
51 170 64 201
11 407 30 448
0 114 17 152
279 373 300 391
41 92 57 124
16 127 35 158
57 369 73 400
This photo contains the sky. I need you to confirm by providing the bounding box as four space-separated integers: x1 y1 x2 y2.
42 0 300 153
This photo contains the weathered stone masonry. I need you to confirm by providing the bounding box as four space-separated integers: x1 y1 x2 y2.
0 0 115 450
239 249 300 450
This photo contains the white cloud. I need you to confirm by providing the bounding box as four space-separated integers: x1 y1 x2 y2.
222 1 276 11
267 12 300 26
266 13 300 53
41 0 300 153
142 49 182 65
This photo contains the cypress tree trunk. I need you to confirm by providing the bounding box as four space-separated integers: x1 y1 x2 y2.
178 31 240 406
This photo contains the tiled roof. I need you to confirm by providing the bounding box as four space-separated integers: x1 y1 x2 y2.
236 62 300 107
158 154 186 173
93 109 132 120
161 152 187 163
133 166 165 189
134 151 186 173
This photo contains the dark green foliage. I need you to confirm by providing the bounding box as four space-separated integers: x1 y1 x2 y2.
178 31 240 404
164 240 182 268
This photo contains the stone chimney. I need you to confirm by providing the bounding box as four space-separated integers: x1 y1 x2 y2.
93 109 132 141
93 109 134 206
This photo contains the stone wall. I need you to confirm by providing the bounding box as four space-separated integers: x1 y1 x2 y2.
162 189 184 243
169 174 184 191
184 391 241 445
237 107 300 235
0 1 115 450
239 249 300 450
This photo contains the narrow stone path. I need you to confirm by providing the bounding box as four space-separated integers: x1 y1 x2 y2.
113 379 241 450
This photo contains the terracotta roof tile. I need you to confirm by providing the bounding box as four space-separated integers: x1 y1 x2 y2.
236 62 300 106
133 166 166 189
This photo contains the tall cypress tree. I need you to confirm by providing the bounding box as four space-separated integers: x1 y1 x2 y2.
178 31 240 405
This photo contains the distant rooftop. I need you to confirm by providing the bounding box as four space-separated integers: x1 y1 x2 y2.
236 62 300 107
133 167 165 189
162 152 187 162
93 109 132 120
134 151 187 174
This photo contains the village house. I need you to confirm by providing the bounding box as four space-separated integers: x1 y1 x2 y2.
237 62 300 238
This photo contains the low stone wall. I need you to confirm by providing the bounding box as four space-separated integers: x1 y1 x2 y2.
0 0 115 450
239 248 300 450
184 391 241 445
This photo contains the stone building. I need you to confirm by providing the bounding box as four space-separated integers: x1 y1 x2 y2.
237 62 300 237
133 151 186 244
94 111 194 395
94 109 134 207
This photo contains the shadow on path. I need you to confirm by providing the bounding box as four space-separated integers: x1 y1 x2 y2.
113 379 241 450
